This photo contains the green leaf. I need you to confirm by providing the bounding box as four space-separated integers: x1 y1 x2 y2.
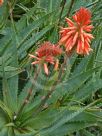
40 122 94 136
40 99 101 135
73 79 102 101
18 24 54 60
51 66 101 103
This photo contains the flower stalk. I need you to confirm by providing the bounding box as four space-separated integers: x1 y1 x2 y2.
17 65 41 117
31 0 76 117
58 0 66 26
66 0 75 18
33 54 68 117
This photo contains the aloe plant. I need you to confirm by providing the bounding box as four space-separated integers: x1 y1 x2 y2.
0 0 102 136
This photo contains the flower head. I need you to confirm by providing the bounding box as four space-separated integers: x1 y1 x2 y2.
29 42 62 75
0 0 3 6
59 7 94 55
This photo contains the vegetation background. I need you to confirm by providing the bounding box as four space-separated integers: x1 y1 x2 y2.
0 0 102 136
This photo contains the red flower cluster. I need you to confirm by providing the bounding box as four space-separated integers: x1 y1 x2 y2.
29 7 94 75
29 42 62 75
0 0 3 6
59 7 94 55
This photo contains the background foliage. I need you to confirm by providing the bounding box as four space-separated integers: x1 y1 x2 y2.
0 0 102 136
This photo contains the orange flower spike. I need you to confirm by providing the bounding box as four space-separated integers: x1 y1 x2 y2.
0 0 3 6
29 42 62 75
59 7 94 55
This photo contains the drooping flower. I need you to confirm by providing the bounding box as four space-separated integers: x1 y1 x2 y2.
59 7 94 55
29 42 62 75
0 0 3 6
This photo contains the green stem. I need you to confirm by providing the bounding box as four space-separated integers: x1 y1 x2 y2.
16 65 41 117
33 54 68 117
33 1 75 117
66 0 75 17
58 0 66 26
64 0 75 26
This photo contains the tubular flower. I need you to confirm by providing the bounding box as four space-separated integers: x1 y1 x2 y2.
59 7 94 55
0 0 3 6
29 42 62 75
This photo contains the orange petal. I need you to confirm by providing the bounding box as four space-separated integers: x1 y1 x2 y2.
64 27 76 30
80 34 84 49
72 32 78 45
84 33 94 39
77 39 81 54
65 37 73 51
31 61 39 65
83 25 94 32
59 35 70 45
67 30 76 36
29 54 41 60
65 17 74 27
73 14 78 22
44 63 49 75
